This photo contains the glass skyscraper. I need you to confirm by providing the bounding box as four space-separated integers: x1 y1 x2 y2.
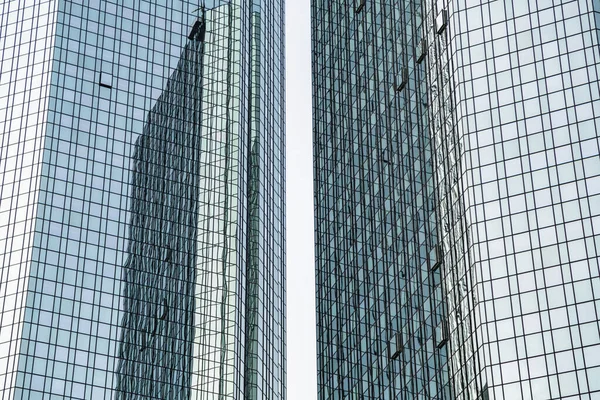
313 1 600 399
0 1 285 399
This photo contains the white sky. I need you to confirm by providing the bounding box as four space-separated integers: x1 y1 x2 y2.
285 0 318 398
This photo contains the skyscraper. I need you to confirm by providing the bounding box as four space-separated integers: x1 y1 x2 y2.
313 1 451 398
0 1 285 399
313 1 600 399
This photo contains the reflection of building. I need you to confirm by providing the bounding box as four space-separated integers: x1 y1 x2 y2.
114 16 206 399
115 3 286 399
313 1 600 400
0 1 284 399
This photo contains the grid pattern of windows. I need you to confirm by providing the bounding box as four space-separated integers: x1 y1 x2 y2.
0 2 58 398
443 0 600 398
312 1 452 398
0 0 285 399
313 0 600 399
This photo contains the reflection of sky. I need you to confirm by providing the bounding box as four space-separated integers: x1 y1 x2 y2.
197 0 229 9
50 2 229 397
0 0 308 397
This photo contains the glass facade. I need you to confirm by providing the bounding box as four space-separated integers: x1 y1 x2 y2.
312 2 452 399
0 0 285 399
313 0 600 399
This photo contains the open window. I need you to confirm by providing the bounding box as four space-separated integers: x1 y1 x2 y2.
428 244 442 271
355 0 366 13
395 67 408 92
416 38 427 64
435 320 449 348
436 10 447 34
388 331 403 359
99 72 112 89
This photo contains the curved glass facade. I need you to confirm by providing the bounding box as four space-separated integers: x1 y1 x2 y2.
442 1 600 398
313 0 600 399
0 0 285 399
